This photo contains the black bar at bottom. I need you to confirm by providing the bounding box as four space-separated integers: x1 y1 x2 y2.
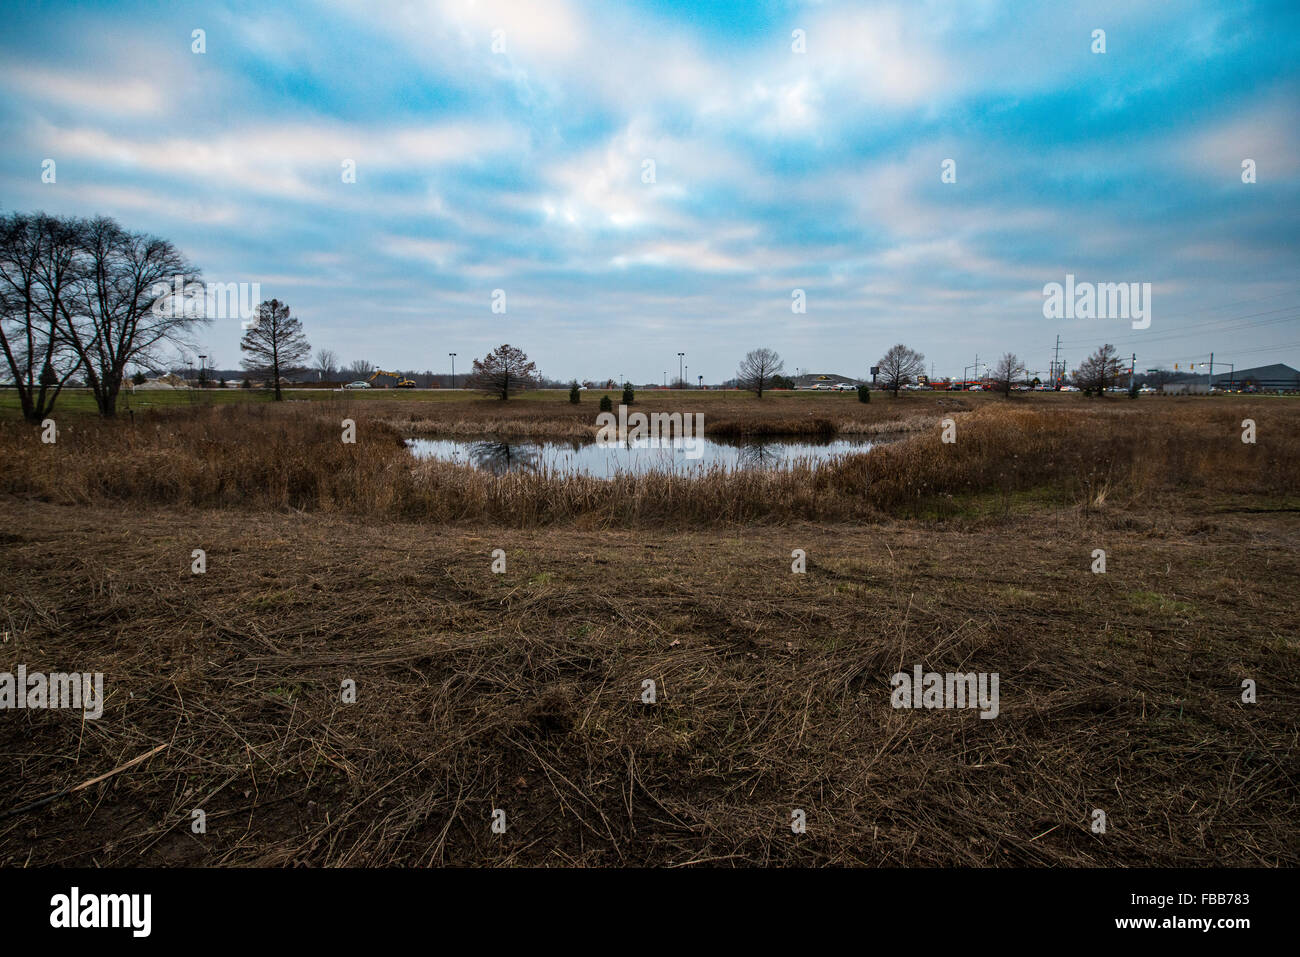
0 867 1279 943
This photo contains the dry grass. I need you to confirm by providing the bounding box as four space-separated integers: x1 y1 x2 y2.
1 395 1296 867
1 397 1296 525
0 500 1294 866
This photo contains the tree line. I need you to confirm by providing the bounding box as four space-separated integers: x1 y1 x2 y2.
732 342 1132 397
2 209 1138 416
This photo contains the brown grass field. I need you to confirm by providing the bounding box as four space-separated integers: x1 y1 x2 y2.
0 391 1296 866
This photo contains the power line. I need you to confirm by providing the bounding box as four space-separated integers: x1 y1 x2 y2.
1055 307 1298 348
1140 341 1300 367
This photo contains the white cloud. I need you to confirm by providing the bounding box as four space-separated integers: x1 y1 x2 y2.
35 119 521 202
1183 93 1300 181
806 5 949 107
610 240 751 274
380 236 463 267
3 66 165 116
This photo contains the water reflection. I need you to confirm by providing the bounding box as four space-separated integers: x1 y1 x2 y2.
735 441 787 469
467 440 542 475
408 434 877 478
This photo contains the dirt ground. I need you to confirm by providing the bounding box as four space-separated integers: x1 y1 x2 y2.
1 494 1295 866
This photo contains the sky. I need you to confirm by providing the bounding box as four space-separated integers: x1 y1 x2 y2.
2 0 1298 384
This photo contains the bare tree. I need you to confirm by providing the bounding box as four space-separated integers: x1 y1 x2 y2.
0 212 84 420
991 352 1027 396
471 343 538 400
875 343 926 397
736 347 784 398
344 358 375 380
240 299 310 401
59 216 205 416
44 216 205 417
314 348 338 382
1073 343 1125 394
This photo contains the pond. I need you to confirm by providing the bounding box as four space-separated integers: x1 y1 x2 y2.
405 434 879 477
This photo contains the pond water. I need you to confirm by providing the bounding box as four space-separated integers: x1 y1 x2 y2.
406 435 878 477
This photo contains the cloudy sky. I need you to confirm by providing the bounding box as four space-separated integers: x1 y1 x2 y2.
2 0 1297 383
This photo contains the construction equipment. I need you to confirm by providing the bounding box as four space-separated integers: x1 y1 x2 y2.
368 369 417 388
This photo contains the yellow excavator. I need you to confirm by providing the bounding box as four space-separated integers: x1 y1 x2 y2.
369 369 417 388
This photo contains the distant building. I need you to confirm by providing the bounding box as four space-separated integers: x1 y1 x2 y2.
1164 363 1299 393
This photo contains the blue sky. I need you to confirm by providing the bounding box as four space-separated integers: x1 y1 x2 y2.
2 0 1297 382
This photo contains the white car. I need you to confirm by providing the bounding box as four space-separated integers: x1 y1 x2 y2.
834 382 856 391
1060 385 1080 392
343 381 371 389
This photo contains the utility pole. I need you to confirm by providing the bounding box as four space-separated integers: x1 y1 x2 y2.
1208 351 1214 391
1130 353 1136 393
449 352 456 389
677 352 685 390
1052 335 1062 390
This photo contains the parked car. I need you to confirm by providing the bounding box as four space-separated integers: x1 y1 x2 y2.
1060 385 1079 392
343 381 371 389
833 382 856 391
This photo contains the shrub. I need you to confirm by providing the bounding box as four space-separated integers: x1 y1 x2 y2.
599 394 613 412
622 383 634 405
569 381 581 404
858 384 870 403
1 400 1295 524
241 378 252 390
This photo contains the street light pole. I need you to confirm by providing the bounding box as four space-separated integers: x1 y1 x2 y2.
1200 359 1234 391
677 352 685 389
449 353 456 389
